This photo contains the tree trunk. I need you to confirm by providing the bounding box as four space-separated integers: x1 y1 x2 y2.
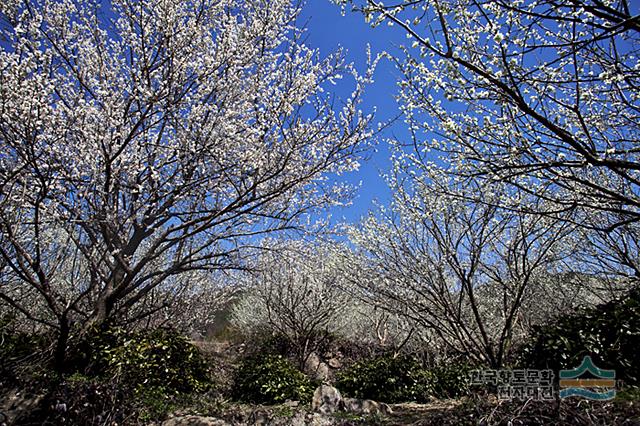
54 317 70 374
80 288 116 336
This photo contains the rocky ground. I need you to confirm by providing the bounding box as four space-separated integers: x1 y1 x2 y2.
2 339 639 425
159 391 640 426
2 380 639 425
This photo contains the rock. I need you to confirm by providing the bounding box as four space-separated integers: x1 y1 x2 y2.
304 352 330 381
289 412 334 426
162 415 231 426
288 412 335 426
248 410 271 425
305 352 321 372
308 413 336 426
315 363 330 381
311 384 345 415
287 412 305 426
327 358 341 369
343 397 393 415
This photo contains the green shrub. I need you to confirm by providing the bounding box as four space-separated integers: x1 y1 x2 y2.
520 287 640 386
232 354 316 404
430 363 470 398
0 314 50 364
253 333 294 357
91 327 211 396
336 355 471 402
44 374 186 424
336 355 433 403
134 385 182 422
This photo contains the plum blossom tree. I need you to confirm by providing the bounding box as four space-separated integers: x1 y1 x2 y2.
335 0 640 279
345 171 575 367
232 240 424 362
125 269 242 336
231 240 354 367
0 0 374 369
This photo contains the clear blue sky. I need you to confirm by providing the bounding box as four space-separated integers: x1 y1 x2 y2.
299 2 410 224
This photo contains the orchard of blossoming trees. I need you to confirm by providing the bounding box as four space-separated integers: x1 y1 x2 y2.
0 0 374 369
325 0 639 369
334 0 640 275
1 0 639 423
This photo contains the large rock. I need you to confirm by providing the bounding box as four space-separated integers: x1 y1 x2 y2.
304 352 330 381
311 385 393 418
311 384 344 415
343 398 393 415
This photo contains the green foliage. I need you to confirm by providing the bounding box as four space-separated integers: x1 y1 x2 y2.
336 355 471 402
90 327 211 396
520 288 640 385
254 333 294 357
232 354 316 404
65 372 92 384
38 373 129 425
134 385 181 423
332 410 384 424
273 405 295 418
0 314 50 364
336 355 434 403
0 331 48 363
615 387 640 402
429 363 470 398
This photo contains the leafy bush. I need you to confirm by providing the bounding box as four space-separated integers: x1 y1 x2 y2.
0 331 49 365
244 331 337 363
0 315 52 388
520 287 640 386
134 385 183 422
90 327 211 396
430 363 470 398
0 314 50 363
232 354 316 404
336 355 433 403
336 355 470 402
252 333 294 357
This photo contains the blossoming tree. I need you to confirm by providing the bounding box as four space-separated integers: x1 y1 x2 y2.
232 240 424 365
336 0 640 278
0 0 374 369
345 174 575 367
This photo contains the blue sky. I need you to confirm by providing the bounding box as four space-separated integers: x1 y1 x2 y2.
299 2 410 224
0 1 406 226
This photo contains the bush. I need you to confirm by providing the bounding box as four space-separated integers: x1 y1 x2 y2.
336 355 433 403
0 315 52 388
134 385 183 423
243 331 338 367
520 287 640 386
336 355 471 402
252 333 295 357
232 354 316 404
90 327 211 396
430 363 470 398
0 314 50 363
